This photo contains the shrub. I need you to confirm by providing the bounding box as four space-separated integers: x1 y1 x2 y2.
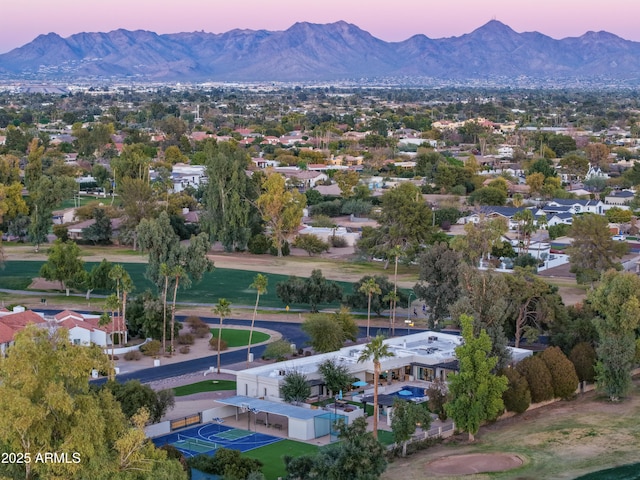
309 214 336 228
294 234 330 256
516 355 554 403
177 333 195 345
330 235 348 248
540 346 579 399
185 315 204 331
248 234 271 254
140 340 161 357
269 240 290 256
179 345 190 354
124 350 142 361
209 337 228 351
426 379 448 421
502 368 531 413
263 339 292 360
569 342 597 383
194 325 211 339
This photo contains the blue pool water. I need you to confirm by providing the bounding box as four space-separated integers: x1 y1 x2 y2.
390 385 427 400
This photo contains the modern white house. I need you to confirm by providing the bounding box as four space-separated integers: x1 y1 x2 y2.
229 331 532 441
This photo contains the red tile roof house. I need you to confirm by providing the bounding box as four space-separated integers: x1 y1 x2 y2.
54 310 127 348
0 308 47 356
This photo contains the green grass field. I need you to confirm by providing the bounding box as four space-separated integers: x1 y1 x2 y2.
0 260 354 309
208 328 270 347
242 439 319 480
173 380 237 397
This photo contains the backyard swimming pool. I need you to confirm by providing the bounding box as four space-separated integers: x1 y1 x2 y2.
390 385 428 400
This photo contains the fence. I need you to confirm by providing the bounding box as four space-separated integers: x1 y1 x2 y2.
170 413 202 431
386 422 455 451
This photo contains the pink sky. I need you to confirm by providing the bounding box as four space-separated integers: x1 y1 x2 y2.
2 0 639 54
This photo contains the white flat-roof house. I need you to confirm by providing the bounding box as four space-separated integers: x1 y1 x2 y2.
236 331 533 402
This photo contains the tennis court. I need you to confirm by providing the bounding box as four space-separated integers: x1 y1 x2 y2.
153 422 283 457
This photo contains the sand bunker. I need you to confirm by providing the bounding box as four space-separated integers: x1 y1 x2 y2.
425 453 524 476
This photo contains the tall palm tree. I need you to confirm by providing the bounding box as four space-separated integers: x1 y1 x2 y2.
383 290 399 336
104 293 121 380
159 262 171 354
359 278 381 339
120 271 134 345
170 265 186 356
108 265 126 346
247 274 268 368
213 298 232 374
388 246 403 336
357 335 395 440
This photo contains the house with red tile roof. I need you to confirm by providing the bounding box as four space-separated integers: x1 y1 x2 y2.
0 308 47 356
54 310 125 347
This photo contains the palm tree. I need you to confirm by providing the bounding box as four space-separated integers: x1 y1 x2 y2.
120 271 134 346
388 246 403 336
383 290 399 336
357 335 395 440
213 298 232 374
104 293 121 380
359 278 381 339
159 262 171 354
247 274 268 368
108 265 126 346
170 265 186 356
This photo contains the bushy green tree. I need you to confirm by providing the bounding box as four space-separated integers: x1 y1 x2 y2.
318 357 352 397
516 355 554 403
263 339 292 361
275 269 342 313
569 342 597 383
445 315 508 441
294 234 330 256
39 239 84 296
102 380 175 423
281 370 311 405
540 346 579 400
391 399 431 457
501 368 531 414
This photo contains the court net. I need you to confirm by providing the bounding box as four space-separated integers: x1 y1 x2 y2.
174 434 218 453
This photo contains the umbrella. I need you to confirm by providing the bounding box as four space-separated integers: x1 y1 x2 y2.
398 390 413 396
352 380 368 387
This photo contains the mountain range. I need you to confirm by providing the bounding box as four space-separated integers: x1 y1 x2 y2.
1 20 639 83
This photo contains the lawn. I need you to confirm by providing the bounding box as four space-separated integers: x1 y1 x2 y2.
173 380 237 397
208 328 270 347
0 260 354 309
242 439 318 480
376 430 395 446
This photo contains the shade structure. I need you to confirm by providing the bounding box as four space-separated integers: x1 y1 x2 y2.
397 390 413 396
352 380 368 387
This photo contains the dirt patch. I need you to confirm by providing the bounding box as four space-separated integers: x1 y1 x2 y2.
425 453 523 476
28 277 63 291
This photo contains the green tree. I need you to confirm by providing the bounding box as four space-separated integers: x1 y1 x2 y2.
588 270 640 401
102 380 175 424
356 182 434 263
213 298 232 374
539 346 579 400
445 314 508 442
468 186 507 206
118 177 157 250
414 242 462 327
281 370 311 405
358 335 395 440
28 175 77 252
501 367 531 414
39 239 84 296
451 216 507 266
78 258 114 300
333 170 360 198
569 342 597 383
567 214 628 285
347 275 407 318
318 358 352 397
0 325 186 480
302 310 356 353
263 339 292 361
605 206 633 224
284 416 387 480
359 277 381 339
275 269 343 313
82 208 112 245
451 266 512 370
516 355 554 403
201 142 255 251
247 273 268 367
294 234 330 256
256 172 306 257
390 399 431 457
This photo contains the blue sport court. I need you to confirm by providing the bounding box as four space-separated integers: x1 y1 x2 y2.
152 422 283 457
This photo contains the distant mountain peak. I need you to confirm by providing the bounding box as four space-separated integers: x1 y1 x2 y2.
1 21 639 84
